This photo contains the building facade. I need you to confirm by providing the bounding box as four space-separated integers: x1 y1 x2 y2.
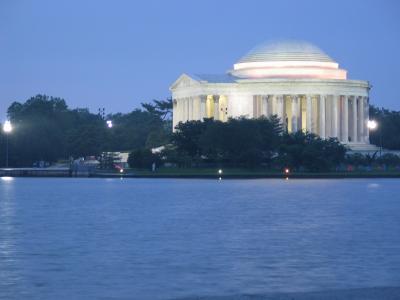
170 40 374 150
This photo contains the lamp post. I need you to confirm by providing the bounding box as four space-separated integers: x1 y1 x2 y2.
3 120 12 167
368 120 382 156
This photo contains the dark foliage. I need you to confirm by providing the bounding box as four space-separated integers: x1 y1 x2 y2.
1 94 171 167
128 149 161 169
277 132 347 171
169 117 347 171
369 105 400 150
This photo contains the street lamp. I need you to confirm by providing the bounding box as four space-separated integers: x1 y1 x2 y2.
3 120 12 167
367 120 377 130
368 119 382 156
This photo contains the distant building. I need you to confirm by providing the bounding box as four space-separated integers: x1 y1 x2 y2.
170 40 376 151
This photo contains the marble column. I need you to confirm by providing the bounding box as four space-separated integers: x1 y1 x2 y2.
276 95 284 123
332 95 339 138
319 95 326 139
262 96 268 117
188 97 193 120
199 95 207 120
358 96 364 142
180 98 185 123
176 98 181 123
188 97 192 121
291 95 299 132
272 95 277 116
342 96 349 142
306 95 312 133
213 95 219 120
172 99 177 129
184 97 189 121
351 96 357 142
364 97 369 143
268 95 273 117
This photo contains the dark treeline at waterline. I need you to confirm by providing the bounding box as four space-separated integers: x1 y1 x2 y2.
0 95 172 167
1 94 400 171
149 118 399 172
162 117 347 171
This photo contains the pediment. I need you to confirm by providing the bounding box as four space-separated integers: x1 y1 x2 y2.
170 74 200 90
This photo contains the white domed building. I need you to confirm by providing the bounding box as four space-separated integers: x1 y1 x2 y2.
170 40 374 150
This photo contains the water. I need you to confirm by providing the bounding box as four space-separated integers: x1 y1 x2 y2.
0 177 399 299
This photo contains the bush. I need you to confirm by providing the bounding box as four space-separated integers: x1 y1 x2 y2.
277 132 346 172
376 153 400 166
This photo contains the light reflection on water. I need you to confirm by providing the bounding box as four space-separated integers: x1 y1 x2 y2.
0 178 400 300
1 176 14 181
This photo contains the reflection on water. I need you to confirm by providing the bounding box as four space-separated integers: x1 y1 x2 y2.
1 176 14 181
0 178 400 300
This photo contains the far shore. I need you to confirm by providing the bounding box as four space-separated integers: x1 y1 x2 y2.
1 167 400 179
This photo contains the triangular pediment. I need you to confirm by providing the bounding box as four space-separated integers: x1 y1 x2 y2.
170 73 200 90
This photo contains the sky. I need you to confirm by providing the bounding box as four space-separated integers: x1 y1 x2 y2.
0 0 399 120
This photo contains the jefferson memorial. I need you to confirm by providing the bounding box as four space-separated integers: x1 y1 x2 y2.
170 40 374 150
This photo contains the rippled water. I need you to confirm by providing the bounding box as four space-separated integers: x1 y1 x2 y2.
0 177 399 299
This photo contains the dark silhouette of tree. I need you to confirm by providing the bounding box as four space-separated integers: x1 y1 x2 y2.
369 105 400 150
2 95 171 167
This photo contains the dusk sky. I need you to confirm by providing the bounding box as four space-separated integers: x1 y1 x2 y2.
1 0 399 120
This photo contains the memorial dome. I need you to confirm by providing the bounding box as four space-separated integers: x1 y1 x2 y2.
230 40 347 80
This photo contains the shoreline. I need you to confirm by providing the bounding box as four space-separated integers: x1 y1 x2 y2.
1 168 400 179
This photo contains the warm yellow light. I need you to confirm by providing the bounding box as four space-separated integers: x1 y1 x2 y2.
206 96 214 118
3 120 12 133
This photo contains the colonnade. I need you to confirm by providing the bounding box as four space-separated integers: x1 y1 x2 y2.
173 94 369 144
173 95 228 127
252 94 369 143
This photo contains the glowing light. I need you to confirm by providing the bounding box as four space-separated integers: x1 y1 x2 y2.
284 168 290 174
1 176 13 181
368 120 377 130
3 120 12 133
218 169 223 174
231 66 347 80
234 61 339 70
119 168 124 173
106 120 113 128
218 177 222 181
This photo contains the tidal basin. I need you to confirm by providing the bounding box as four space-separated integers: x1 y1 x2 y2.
0 178 399 299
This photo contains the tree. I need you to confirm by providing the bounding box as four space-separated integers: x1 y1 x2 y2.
377 153 400 166
141 98 173 120
369 105 400 150
172 119 210 160
170 116 282 167
3 95 172 167
6 95 72 166
277 132 346 171
128 148 161 169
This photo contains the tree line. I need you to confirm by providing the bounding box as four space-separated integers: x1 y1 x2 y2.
0 94 171 167
134 117 347 172
1 94 400 170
